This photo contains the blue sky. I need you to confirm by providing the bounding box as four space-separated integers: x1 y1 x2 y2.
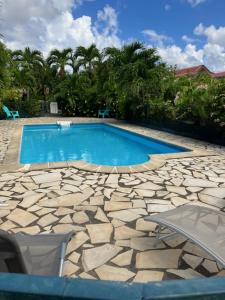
74 0 225 49
1 0 225 71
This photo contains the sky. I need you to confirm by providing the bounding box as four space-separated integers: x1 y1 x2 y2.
0 0 225 71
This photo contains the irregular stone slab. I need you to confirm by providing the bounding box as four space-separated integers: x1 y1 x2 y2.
134 270 164 282
32 172 62 184
59 215 73 223
167 268 204 279
66 231 89 253
0 175 17 182
0 210 10 218
95 265 135 281
108 210 140 222
38 213 58 227
164 235 187 248
68 252 81 264
73 211 89 224
114 225 145 240
199 193 225 208
166 186 187 196
39 189 94 207
111 219 125 228
135 189 155 198
132 200 146 208
73 205 97 212
171 197 189 207
128 208 147 216
111 249 133 266
111 194 130 202
94 207 109 223
86 223 113 244
1 201 19 210
115 240 131 247
183 254 203 269
54 207 74 216
82 244 122 272
12 226 40 234
90 195 104 206
147 204 175 213
63 261 79 276
136 219 157 231
135 182 162 191
105 174 119 185
7 208 38 227
103 188 114 199
104 201 132 212
136 249 182 269
146 199 170 205
62 184 80 193
183 179 218 188
0 220 17 231
130 237 166 251
53 224 85 234
202 259 219 273
183 242 212 260
20 193 45 209
35 207 55 216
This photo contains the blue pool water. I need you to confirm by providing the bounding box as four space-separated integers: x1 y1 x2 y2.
20 123 189 166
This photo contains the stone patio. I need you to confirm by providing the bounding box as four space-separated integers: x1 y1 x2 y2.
0 118 225 282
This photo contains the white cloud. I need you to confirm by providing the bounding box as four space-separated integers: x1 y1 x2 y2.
157 44 203 68
143 29 172 47
194 23 225 47
182 35 196 43
1 0 121 55
143 25 225 72
184 0 206 7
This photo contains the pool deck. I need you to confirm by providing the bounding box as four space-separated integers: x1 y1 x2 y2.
0 117 225 282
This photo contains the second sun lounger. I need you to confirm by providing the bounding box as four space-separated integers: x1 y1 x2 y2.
145 205 225 267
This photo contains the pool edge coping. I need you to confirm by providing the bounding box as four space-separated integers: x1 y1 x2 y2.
1 120 217 174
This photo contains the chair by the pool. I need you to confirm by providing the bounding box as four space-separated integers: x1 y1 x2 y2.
145 205 225 267
0 230 73 276
2 105 20 120
98 108 110 118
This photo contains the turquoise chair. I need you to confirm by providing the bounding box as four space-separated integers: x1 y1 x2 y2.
2 105 20 120
98 108 110 118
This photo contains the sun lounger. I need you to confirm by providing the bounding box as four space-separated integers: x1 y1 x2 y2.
2 105 20 120
145 205 225 267
0 230 73 276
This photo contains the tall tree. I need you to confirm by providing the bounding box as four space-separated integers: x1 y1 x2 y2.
12 47 44 70
75 44 100 73
47 48 72 77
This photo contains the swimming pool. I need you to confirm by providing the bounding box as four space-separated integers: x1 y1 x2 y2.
20 123 189 166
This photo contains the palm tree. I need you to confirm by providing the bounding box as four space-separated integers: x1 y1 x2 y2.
47 48 72 77
75 44 100 72
11 47 44 70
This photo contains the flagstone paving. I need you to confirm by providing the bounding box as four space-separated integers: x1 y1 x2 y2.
0 155 224 282
0 118 225 283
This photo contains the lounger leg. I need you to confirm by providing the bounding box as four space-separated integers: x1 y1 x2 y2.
59 242 67 276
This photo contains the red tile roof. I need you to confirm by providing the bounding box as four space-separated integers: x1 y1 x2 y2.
175 65 225 79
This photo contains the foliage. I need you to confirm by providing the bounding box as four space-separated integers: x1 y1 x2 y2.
0 41 224 141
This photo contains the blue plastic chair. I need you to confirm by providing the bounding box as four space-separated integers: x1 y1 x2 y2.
2 105 20 120
98 108 110 118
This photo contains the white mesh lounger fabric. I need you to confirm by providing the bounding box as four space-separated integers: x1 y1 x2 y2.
145 205 225 267
0 230 74 276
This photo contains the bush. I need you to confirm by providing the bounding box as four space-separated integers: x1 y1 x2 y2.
147 99 176 122
20 99 41 117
